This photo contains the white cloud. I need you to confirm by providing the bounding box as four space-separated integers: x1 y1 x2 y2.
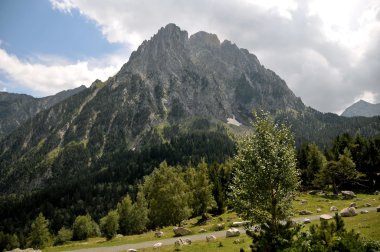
21 0 379 112
0 48 125 95
355 91 378 104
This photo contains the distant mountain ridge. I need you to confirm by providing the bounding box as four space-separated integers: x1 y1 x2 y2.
0 24 380 194
341 100 380 117
0 85 86 139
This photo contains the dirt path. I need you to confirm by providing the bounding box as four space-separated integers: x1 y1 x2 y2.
64 207 378 252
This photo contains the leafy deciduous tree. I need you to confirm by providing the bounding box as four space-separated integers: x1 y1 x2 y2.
230 112 300 243
142 161 191 227
100 210 119 240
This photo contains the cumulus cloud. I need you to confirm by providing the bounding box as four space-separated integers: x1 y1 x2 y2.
13 0 380 112
0 48 125 95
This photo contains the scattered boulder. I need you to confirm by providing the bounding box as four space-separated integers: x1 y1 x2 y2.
185 238 192 245
309 190 323 195
340 207 357 217
128 249 138 252
299 210 313 215
230 221 249 227
364 203 372 207
155 231 164 238
226 228 240 237
374 191 380 195
116 234 123 238
349 202 356 208
360 210 369 214
153 242 162 249
341 191 356 199
206 235 217 242
377 205 380 212
320 214 333 221
303 218 311 224
316 208 322 213
330 206 338 211
173 227 192 236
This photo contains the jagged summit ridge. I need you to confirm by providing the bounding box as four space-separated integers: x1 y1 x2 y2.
0 23 305 192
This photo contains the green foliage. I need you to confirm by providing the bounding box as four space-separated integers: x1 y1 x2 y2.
0 231 19 252
72 215 99 241
297 143 326 188
230 112 300 229
27 213 51 249
54 227 73 245
250 221 301 252
208 161 234 214
288 214 367 252
314 148 360 194
142 161 192 227
117 192 148 235
100 210 119 240
185 160 215 216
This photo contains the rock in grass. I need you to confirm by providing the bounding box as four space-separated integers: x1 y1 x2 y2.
330 206 338 211
360 210 369 214
206 235 217 242
377 205 380 212
128 249 138 252
173 227 191 236
153 242 162 249
316 208 322 213
303 218 311 224
340 207 357 217
299 210 313 215
349 202 356 208
320 214 333 220
341 191 356 199
364 203 371 207
226 228 240 237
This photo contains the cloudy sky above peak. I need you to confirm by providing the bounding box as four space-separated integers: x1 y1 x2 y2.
0 0 379 114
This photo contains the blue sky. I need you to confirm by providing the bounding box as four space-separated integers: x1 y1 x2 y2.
0 0 125 96
0 0 379 113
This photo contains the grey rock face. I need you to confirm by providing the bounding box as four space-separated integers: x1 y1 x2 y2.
341 100 380 117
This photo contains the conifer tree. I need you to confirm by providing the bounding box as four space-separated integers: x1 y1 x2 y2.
27 213 51 249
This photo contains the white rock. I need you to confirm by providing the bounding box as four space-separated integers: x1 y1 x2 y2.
206 235 217 242
153 242 162 249
330 206 338 211
226 228 240 237
340 207 357 217
320 214 333 220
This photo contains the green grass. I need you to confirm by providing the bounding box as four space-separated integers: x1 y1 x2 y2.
45 193 380 252
292 192 380 217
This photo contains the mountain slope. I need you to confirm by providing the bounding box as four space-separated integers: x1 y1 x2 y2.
0 85 86 139
0 24 380 195
341 100 380 117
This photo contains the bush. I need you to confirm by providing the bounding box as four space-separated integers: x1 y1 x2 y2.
100 210 119 240
0 232 19 252
54 227 73 245
72 215 99 240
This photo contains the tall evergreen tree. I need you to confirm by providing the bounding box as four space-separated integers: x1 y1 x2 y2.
26 213 51 249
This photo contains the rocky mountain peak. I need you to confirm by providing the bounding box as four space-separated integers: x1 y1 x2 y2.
189 31 221 49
